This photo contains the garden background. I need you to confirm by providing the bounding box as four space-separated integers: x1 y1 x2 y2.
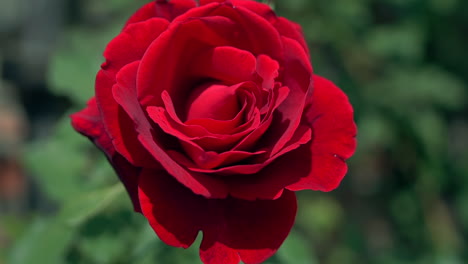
1 0 467 263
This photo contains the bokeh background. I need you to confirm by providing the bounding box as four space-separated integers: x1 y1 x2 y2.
1 0 467 263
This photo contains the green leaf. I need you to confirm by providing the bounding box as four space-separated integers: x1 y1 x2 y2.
63 183 126 227
25 116 90 201
47 26 120 104
8 184 126 264
8 217 75 264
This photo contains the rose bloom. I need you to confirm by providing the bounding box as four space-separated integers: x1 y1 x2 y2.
71 0 357 263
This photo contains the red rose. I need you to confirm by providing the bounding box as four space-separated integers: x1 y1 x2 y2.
71 0 357 263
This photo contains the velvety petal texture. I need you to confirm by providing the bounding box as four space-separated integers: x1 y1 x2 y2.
138 170 297 264
70 1 357 263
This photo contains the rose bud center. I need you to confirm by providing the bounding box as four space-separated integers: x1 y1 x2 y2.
185 82 240 121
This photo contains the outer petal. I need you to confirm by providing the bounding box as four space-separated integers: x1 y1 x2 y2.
97 18 169 167
104 18 169 74
95 70 156 168
123 0 197 29
71 98 114 157
70 99 142 212
138 169 297 264
123 2 157 28
272 17 309 55
200 189 297 264
200 0 275 21
287 75 357 191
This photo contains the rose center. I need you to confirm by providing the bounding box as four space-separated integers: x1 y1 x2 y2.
185 82 240 121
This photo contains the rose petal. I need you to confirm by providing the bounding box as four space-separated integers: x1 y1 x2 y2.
138 3 284 109
138 15 238 108
256 54 279 90
180 124 310 178
307 75 357 159
200 188 297 264
232 85 289 152
113 61 228 198
180 125 312 201
104 18 169 74
71 98 114 157
205 3 283 59
168 148 265 170
272 17 309 55
260 36 313 155
190 46 257 85
154 0 197 21
123 0 197 29
123 2 157 29
287 75 357 191
96 18 169 167
200 0 276 24
225 125 311 200
148 87 261 152
148 105 265 166
186 83 240 121
138 169 202 248
95 70 156 168
138 169 297 264
70 99 142 212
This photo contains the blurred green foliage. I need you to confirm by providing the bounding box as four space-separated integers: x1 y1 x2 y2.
1 0 467 263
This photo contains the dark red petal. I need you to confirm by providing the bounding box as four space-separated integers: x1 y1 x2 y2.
186 83 239 121
138 3 284 109
123 2 157 29
168 148 266 170
208 4 283 60
71 98 114 157
152 81 262 146
199 0 223 4
232 85 289 152
96 18 169 167
272 17 309 55
104 18 169 74
138 169 297 264
138 169 202 248
229 0 275 21
95 69 155 168
200 191 297 264
195 1 281 60
256 54 279 90
200 0 276 21
123 0 196 29
110 154 143 213
287 75 357 191
138 15 237 108
154 0 197 21
113 61 228 198
200 240 240 264
224 125 311 200
150 104 260 152
70 99 142 212
190 46 257 85
148 89 259 151
261 36 312 156
181 123 310 178
148 105 265 170
307 75 357 159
